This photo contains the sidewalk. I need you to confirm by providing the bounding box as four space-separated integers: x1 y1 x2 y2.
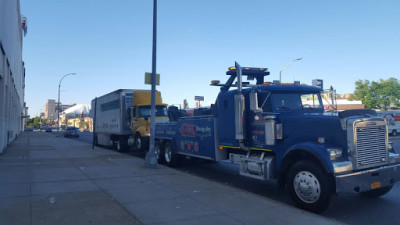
0 132 345 225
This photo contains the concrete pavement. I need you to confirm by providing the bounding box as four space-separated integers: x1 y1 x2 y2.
0 132 345 225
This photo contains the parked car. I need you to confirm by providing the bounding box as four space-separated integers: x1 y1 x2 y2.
24 127 33 132
64 126 79 138
45 127 52 132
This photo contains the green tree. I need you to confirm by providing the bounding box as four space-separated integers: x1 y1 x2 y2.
350 78 400 110
26 117 47 127
27 117 40 127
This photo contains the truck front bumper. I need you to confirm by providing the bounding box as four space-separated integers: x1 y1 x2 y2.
335 164 400 193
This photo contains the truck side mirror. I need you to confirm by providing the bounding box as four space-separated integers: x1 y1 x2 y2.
249 92 261 112
132 107 136 118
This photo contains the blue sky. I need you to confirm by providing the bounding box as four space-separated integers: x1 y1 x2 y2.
21 0 400 116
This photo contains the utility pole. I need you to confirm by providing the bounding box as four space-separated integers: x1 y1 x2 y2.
57 73 76 133
92 97 97 149
145 0 158 168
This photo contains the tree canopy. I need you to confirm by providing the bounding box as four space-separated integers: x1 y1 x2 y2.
350 78 400 110
26 117 47 127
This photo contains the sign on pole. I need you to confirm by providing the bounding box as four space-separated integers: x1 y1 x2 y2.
312 79 323 90
195 96 204 108
195 96 204 101
145 72 160 85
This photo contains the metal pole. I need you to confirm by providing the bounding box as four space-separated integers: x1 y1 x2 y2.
92 97 97 149
57 73 76 134
279 58 302 83
57 83 61 132
145 0 158 168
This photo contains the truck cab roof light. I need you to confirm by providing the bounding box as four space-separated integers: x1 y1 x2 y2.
227 66 269 76
211 80 220 85
228 67 265 71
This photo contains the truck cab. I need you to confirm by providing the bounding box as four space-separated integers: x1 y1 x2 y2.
130 91 168 151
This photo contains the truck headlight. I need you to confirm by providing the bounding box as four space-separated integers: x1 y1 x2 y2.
328 148 343 160
388 141 394 152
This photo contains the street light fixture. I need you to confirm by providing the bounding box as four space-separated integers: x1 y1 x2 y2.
57 73 76 132
279 58 302 83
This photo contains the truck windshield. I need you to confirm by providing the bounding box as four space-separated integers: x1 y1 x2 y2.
272 93 322 111
138 105 168 118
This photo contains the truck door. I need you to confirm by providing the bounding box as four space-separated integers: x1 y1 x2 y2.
131 107 139 133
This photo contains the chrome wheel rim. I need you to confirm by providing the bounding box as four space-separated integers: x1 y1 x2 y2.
164 144 171 163
154 144 160 160
293 171 321 203
136 137 141 150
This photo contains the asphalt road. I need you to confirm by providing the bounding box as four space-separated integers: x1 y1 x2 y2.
72 131 400 225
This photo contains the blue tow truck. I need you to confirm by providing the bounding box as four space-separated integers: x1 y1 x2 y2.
154 62 400 212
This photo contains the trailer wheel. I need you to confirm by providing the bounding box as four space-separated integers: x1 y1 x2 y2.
155 141 166 164
164 142 179 167
286 160 332 213
392 130 398 136
360 185 393 197
116 138 127 152
135 133 144 151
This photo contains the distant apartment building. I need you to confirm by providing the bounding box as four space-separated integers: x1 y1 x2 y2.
39 112 45 120
45 99 75 120
45 99 56 119
0 0 27 153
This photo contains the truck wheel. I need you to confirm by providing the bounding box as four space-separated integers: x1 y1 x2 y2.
164 142 179 167
360 185 393 197
392 130 398 136
116 139 127 152
135 133 144 151
286 160 332 213
155 141 166 164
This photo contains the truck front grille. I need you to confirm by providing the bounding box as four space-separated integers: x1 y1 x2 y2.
355 125 387 169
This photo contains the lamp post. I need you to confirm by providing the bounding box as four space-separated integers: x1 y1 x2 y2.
145 0 158 168
57 73 76 132
279 58 302 83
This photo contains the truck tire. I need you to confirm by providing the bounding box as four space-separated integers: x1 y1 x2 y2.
155 141 166 164
116 138 127 152
164 142 179 167
360 185 393 197
286 160 332 213
135 133 144 151
392 130 398 136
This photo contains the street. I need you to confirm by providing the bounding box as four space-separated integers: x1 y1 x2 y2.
72 131 400 225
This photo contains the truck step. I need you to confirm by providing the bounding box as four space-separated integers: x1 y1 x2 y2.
230 153 276 181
